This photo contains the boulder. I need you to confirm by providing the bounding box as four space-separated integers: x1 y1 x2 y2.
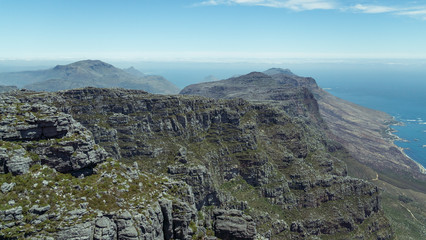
214 209 256 240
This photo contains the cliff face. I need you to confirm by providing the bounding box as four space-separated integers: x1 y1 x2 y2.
0 88 392 239
181 69 426 193
180 72 325 128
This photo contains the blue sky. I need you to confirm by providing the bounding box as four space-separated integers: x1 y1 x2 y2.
1 0 426 61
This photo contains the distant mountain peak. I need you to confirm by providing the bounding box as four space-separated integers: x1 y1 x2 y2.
53 60 113 71
123 66 146 77
263 68 295 76
0 60 180 94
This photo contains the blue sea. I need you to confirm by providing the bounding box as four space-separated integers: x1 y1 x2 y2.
313 64 426 169
130 60 426 168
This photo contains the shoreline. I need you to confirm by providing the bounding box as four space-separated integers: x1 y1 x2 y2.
386 118 426 175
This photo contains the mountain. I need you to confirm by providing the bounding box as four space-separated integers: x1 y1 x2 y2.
0 60 180 94
0 88 393 239
181 68 426 189
181 68 426 238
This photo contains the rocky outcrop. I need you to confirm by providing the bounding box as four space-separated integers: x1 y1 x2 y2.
56 222 94 240
94 216 116 240
214 209 256 240
168 164 220 209
54 197 197 240
0 93 107 175
1 147 32 175
1 182 15 193
0 206 23 222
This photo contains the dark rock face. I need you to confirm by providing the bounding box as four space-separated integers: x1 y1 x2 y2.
0 88 393 239
214 209 256 240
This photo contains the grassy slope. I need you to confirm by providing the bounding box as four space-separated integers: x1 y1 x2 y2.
335 148 426 239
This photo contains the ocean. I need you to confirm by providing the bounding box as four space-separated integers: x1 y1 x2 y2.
132 60 426 168
298 62 426 169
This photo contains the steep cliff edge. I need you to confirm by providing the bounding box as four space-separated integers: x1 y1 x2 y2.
181 70 426 193
181 69 426 238
1 88 392 239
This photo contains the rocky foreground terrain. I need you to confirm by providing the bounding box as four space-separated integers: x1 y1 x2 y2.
0 87 393 239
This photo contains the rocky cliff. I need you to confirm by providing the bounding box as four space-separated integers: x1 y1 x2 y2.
181 69 426 193
0 88 392 239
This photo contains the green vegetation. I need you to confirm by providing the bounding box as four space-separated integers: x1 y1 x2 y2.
367 178 426 240
0 159 179 239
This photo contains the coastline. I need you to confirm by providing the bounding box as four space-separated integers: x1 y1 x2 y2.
385 119 426 175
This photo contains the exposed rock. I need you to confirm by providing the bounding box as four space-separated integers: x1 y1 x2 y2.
94 217 117 240
29 205 51 215
168 164 220 209
213 209 256 240
56 222 93 240
0 206 23 222
159 198 174 239
136 202 165 239
116 211 138 240
176 146 188 163
0 95 108 174
5 148 32 175
1 182 15 193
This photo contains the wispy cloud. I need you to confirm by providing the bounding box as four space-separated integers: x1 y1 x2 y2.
194 0 426 20
194 0 337 11
397 9 426 20
350 4 397 14
348 3 426 19
283 0 336 11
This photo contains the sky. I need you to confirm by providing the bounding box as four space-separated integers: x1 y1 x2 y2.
1 0 426 61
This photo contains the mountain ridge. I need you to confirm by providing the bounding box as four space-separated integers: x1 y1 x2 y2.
180 68 426 237
0 60 180 94
181 68 426 186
